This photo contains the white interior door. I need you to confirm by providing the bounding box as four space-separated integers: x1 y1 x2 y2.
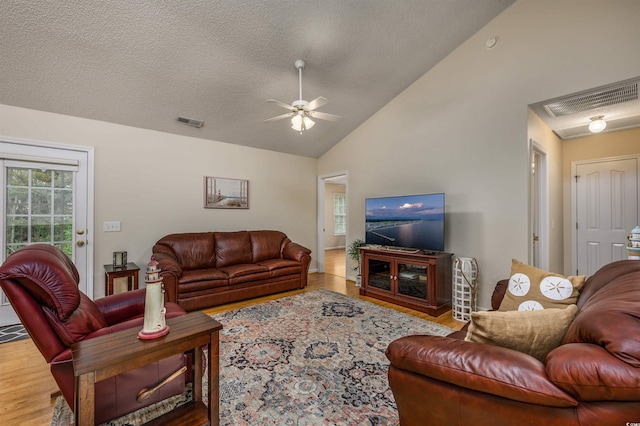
0 139 93 326
575 157 638 277
529 142 548 270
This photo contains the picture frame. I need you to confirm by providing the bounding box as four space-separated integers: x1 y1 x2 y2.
204 176 249 209
113 251 127 267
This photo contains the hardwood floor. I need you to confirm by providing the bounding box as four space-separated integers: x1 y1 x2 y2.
323 248 346 278
0 263 462 425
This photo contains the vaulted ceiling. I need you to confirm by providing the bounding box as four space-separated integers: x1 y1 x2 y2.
0 0 516 158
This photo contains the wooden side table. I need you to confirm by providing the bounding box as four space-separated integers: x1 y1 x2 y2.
72 311 222 426
104 262 140 295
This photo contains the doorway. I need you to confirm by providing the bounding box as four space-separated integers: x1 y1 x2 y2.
529 140 548 269
317 172 348 278
0 137 94 326
573 156 639 277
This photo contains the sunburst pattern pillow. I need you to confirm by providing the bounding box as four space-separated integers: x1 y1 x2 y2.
498 259 585 311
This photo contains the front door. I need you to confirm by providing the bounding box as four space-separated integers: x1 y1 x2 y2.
575 157 639 277
0 139 93 326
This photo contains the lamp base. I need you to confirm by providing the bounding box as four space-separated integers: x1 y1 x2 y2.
137 325 170 340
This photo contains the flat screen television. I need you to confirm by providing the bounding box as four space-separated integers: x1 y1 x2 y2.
365 193 445 252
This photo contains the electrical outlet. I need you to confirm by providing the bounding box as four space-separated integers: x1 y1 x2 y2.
103 221 121 232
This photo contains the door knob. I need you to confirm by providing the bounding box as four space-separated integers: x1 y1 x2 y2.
77 229 85 235
77 240 85 247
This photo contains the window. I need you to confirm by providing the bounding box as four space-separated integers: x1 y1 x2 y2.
333 193 346 235
4 165 74 258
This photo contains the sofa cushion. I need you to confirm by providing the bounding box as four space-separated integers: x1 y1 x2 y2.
465 305 578 362
499 260 584 311
0 244 81 321
257 259 302 278
214 231 253 267
217 264 269 278
179 268 227 284
562 267 640 368
250 230 287 262
155 233 216 270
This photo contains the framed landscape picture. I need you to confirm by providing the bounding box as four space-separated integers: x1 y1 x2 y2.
204 176 249 209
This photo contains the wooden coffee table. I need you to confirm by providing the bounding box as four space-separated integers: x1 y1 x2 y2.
72 311 222 425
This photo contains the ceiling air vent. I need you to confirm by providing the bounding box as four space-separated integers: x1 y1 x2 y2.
177 116 204 128
543 80 638 117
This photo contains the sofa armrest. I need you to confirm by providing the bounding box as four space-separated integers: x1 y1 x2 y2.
546 342 640 401
282 241 311 262
152 251 183 304
94 288 146 325
152 251 183 276
386 335 577 407
491 279 509 310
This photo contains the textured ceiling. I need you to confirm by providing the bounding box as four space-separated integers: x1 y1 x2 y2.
0 0 516 158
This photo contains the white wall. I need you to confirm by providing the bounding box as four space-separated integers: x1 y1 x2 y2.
318 0 640 310
0 104 317 297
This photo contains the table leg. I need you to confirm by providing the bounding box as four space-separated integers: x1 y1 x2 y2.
210 332 220 425
105 273 114 296
194 346 203 403
76 371 96 426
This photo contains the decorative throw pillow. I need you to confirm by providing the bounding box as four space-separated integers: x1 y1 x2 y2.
465 305 578 362
498 259 585 312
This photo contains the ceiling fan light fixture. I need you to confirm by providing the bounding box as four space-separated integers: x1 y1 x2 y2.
266 59 340 132
588 116 607 133
291 114 314 132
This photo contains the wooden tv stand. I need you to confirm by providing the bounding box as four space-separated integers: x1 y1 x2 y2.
359 247 453 316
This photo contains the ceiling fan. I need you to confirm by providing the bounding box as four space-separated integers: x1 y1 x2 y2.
265 60 341 133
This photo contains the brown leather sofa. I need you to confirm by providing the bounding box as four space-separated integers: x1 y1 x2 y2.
152 230 312 311
386 260 640 425
0 244 188 425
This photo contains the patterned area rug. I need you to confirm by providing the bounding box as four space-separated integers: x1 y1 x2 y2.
51 289 452 425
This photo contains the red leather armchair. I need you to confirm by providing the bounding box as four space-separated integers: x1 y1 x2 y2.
386 260 640 425
0 244 188 425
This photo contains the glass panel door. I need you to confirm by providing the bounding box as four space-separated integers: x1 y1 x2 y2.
397 262 428 300
367 258 392 291
1 139 92 326
5 166 74 257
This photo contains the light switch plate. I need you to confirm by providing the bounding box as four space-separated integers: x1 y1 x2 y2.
103 221 121 232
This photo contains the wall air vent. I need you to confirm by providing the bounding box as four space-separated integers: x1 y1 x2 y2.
177 116 204 128
543 80 638 117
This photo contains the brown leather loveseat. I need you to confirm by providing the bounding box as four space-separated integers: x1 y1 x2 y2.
386 260 640 425
152 230 312 311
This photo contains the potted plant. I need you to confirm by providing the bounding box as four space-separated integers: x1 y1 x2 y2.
347 238 366 286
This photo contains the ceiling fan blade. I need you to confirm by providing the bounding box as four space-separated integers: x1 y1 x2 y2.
264 112 294 122
267 99 294 111
310 111 341 121
306 96 328 111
